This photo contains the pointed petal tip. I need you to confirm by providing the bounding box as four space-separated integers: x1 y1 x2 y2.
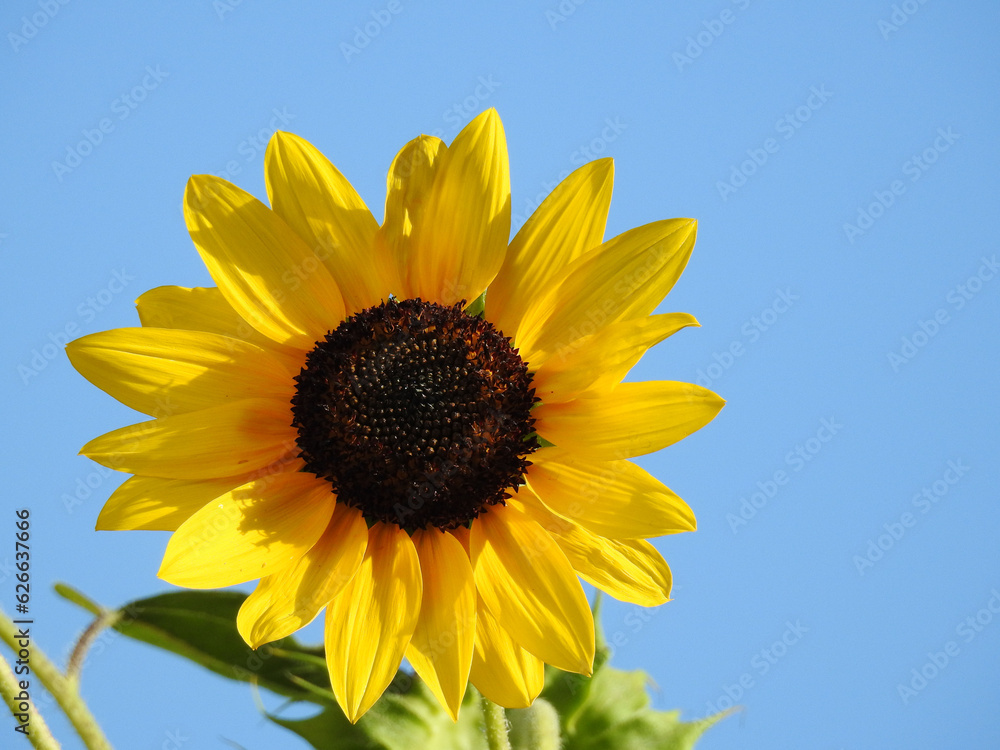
470 107 505 136
184 173 208 194
183 174 228 212
680 217 697 235
156 560 177 585
696 384 726 408
592 156 614 174
266 129 304 157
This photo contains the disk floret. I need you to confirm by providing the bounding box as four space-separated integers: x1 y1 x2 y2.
292 298 538 531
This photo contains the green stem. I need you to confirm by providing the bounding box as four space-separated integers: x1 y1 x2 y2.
1 608 113 750
0 651 60 750
482 696 512 750
66 610 119 685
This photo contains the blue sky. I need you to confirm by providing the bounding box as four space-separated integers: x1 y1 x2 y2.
2 1 998 748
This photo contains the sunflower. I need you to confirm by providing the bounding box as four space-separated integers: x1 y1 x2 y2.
67 110 723 723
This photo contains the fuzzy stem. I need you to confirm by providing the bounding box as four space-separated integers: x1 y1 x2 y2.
482 696 512 750
0 650 60 750
65 611 118 685
1 608 112 750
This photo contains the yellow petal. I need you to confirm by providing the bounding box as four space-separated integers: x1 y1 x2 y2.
265 132 386 314
376 135 447 299
135 285 304 373
158 472 335 588
526 452 695 539
456 526 545 707
237 504 368 648
97 475 251 531
80 397 297 479
469 596 544 709
325 523 422 723
67 327 293 417
514 491 672 607
449 524 471 552
404 529 476 721
533 382 725 460
532 313 699 403
486 158 613 338
184 175 346 348
407 110 511 306
470 503 594 675
516 219 697 366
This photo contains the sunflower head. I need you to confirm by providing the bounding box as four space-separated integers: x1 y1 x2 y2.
291 297 539 532
68 109 723 723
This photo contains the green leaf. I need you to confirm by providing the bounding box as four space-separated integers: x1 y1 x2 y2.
57 584 729 750
528 616 730 750
523 599 731 750
54 582 104 617
554 663 729 750
57 587 331 703
272 675 488 750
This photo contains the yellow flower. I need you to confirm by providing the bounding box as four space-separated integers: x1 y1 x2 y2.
68 110 723 723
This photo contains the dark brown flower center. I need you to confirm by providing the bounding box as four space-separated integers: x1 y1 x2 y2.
292 299 538 531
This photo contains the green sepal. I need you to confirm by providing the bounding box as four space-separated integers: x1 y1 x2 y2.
507 698 561 750
464 291 487 318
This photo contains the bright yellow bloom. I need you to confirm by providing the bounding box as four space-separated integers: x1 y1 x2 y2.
68 110 723 723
